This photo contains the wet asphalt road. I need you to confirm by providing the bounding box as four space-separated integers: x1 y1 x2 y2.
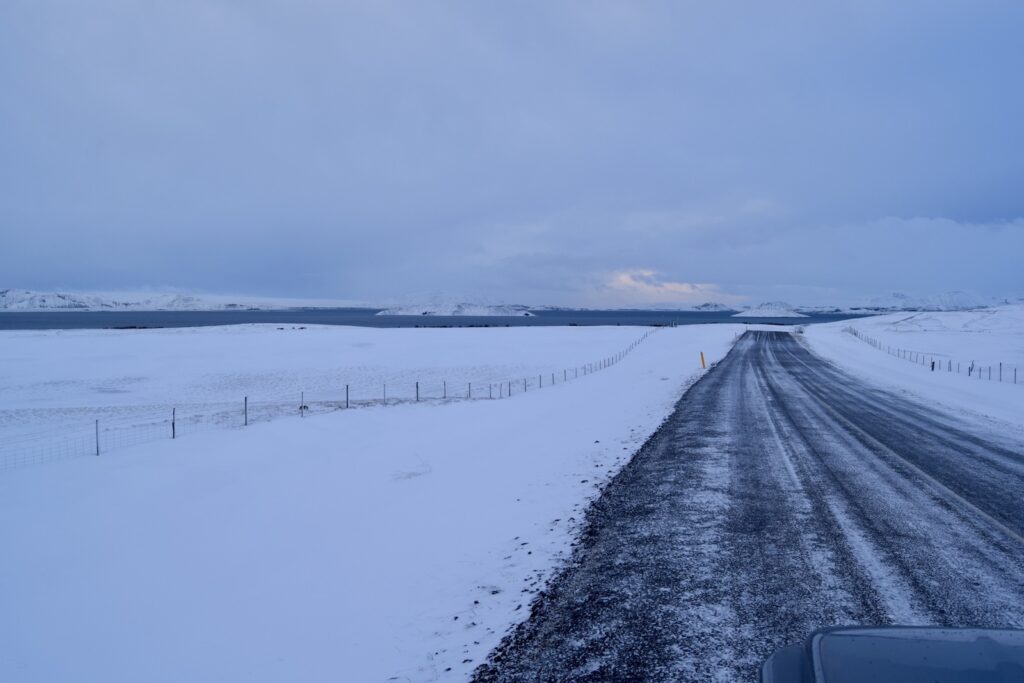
473 331 1024 682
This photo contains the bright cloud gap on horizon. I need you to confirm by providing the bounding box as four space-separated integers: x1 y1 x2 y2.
1 2 1022 307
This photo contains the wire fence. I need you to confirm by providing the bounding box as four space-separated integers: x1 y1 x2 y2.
844 326 1022 386
1 327 669 473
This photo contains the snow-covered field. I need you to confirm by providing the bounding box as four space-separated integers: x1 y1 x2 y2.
0 324 668 468
804 306 1024 428
0 323 740 682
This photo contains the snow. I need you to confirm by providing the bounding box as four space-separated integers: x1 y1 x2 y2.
803 306 1024 428
732 301 808 318
861 290 1019 312
692 302 738 312
0 288 544 316
375 303 534 316
0 288 368 311
0 323 741 682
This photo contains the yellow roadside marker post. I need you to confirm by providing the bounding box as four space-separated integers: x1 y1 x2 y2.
700 352 706 369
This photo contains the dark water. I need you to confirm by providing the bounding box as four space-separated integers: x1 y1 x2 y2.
0 308 866 330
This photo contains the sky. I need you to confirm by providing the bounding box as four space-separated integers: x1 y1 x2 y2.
2 1 1023 308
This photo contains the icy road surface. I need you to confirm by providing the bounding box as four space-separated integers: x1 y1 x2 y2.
475 330 1024 682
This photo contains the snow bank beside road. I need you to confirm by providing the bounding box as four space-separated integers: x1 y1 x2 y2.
0 324 740 683
804 306 1024 428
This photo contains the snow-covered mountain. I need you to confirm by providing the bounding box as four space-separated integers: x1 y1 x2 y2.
0 289 363 312
861 291 1015 312
692 302 738 312
375 303 534 316
732 302 808 318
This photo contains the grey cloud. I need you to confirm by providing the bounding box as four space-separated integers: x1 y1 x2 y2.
1 1 1022 305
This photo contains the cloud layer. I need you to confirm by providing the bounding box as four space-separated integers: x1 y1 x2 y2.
2 2 1022 305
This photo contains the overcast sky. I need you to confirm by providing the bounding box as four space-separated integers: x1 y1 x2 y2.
2 1 1022 307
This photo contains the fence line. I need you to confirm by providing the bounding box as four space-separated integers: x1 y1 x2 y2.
1 325 675 473
844 326 1021 387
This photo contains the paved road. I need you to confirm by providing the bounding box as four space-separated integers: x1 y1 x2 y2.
474 331 1024 682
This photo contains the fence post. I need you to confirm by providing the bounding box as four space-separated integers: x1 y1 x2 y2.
489 384 493 399
468 382 471 399
444 381 447 399
244 396 248 426
172 408 176 439
416 382 419 402
95 419 99 456
539 374 542 388
346 384 349 409
999 363 1002 382
524 378 527 392
301 391 305 417
384 383 387 404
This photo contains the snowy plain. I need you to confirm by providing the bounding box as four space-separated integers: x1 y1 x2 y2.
0 323 741 682
1 324 677 464
804 305 1024 429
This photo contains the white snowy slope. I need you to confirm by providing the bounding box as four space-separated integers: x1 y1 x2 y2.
799 290 1021 314
375 302 534 316
0 288 365 311
863 290 1018 312
804 305 1024 428
731 301 808 318
691 302 739 312
0 323 740 683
